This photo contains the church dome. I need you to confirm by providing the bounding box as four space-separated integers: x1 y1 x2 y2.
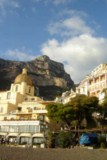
14 68 33 85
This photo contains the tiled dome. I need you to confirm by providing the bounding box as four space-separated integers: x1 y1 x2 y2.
14 68 33 85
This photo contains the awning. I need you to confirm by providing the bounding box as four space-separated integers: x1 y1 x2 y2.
32 133 44 138
19 133 31 137
0 132 7 136
8 133 19 137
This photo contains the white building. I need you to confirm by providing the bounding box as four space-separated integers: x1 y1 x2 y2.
55 89 77 104
0 120 47 147
56 64 107 104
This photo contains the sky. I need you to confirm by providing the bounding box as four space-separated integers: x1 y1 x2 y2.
0 0 107 83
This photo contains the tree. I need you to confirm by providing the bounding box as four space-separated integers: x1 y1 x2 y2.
100 89 107 115
99 89 107 126
66 95 99 129
56 131 72 148
47 131 56 148
46 102 77 130
46 95 99 130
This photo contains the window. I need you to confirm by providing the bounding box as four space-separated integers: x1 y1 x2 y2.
33 137 44 144
29 87 31 93
17 107 22 112
0 107 3 113
20 137 32 145
24 98 28 101
15 85 19 92
19 125 29 132
27 107 32 112
7 92 11 99
31 98 35 101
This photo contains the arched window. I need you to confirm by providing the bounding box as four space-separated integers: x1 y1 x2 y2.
7 92 11 99
15 85 19 92
29 87 31 93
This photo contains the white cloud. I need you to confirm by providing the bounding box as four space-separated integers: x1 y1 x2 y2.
58 9 87 17
41 9 105 84
41 35 107 83
32 0 70 5
0 0 19 8
0 0 19 17
48 14 94 37
51 0 70 5
4 49 35 61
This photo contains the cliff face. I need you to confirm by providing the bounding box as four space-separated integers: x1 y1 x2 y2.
0 55 75 100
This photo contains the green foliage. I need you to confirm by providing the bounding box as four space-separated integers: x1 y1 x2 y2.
46 102 76 129
46 103 63 123
96 134 107 149
101 91 107 111
67 95 99 128
47 132 56 148
56 131 72 148
46 95 99 130
99 89 107 125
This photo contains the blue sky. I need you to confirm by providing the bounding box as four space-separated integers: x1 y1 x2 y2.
0 0 107 83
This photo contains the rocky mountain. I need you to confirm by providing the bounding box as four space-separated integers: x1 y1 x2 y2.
0 55 75 100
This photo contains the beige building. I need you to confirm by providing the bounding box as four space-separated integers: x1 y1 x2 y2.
0 68 52 147
0 68 50 121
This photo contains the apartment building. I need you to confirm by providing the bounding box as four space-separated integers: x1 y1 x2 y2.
76 64 107 100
